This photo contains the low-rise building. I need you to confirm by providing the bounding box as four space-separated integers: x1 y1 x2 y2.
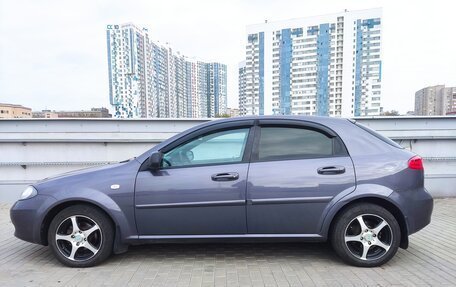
33 108 112 118
226 108 240 118
0 103 32 118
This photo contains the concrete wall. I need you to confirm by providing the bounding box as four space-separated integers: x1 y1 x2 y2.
1 117 455 203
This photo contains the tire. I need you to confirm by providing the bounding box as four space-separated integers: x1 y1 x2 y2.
331 203 401 267
48 204 114 267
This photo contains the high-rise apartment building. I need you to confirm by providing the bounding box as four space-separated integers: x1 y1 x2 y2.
443 87 456 115
238 61 247 116
415 85 456 116
206 63 227 117
106 23 151 118
107 23 227 118
239 8 382 117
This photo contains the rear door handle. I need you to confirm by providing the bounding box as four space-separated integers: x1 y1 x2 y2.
211 172 239 181
317 166 345 175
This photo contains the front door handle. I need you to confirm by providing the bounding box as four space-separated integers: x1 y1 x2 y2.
211 172 239 181
317 166 346 175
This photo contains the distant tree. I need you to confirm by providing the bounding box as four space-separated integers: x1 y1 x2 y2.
215 113 231 118
381 110 400 116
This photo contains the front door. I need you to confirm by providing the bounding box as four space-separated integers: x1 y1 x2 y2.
135 127 253 235
246 121 356 235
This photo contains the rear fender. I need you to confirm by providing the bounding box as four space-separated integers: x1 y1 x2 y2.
319 184 394 238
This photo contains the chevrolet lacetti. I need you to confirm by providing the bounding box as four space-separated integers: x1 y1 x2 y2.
10 116 433 267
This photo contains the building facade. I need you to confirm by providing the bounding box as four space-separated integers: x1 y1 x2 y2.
107 23 227 118
415 85 456 116
0 103 32 118
443 87 456 115
240 8 382 117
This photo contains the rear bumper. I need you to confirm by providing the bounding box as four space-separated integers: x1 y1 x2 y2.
389 187 433 235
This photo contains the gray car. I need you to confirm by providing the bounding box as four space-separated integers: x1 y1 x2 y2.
10 116 433 267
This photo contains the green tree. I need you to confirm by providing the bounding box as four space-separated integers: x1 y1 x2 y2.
215 113 231 118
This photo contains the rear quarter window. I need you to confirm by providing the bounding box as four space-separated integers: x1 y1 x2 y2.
353 122 403 149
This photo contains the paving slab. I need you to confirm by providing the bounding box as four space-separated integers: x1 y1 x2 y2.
1 199 455 286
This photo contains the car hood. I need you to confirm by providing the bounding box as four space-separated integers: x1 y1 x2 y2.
31 158 141 199
33 160 134 189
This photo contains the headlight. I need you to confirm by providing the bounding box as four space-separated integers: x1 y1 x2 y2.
20 186 37 200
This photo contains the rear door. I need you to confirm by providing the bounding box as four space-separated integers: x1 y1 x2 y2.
246 120 356 235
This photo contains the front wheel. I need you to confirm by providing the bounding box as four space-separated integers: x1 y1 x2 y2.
331 203 401 267
48 204 114 267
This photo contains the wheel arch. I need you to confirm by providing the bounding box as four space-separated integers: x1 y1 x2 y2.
40 200 129 254
40 200 113 245
326 196 409 249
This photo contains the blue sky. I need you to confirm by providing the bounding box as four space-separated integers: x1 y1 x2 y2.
0 0 455 113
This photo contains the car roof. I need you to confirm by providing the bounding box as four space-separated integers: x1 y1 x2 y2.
175 116 353 137
202 115 350 127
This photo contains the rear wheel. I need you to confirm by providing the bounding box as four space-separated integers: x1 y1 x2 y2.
48 204 114 267
331 203 401 267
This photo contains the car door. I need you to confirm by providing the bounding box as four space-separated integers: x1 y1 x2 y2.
135 121 254 235
246 120 356 235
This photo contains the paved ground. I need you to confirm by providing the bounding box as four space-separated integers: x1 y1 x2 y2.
1 199 455 287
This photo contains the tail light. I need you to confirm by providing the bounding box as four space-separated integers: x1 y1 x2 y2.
408 155 424 170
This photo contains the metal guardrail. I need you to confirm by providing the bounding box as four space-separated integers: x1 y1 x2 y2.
1 157 455 167
0 118 209 143
0 117 455 199
422 157 456 161
355 116 456 140
0 161 116 166
0 116 455 142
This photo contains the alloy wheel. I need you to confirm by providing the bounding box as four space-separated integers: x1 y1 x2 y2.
55 215 102 261
344 214 392 261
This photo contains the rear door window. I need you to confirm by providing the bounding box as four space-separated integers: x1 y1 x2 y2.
257 126 346 161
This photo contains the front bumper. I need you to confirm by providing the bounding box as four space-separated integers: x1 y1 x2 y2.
389 187 434 235
10 194 56 245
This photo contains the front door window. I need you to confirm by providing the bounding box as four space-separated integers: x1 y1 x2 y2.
163 128 250 167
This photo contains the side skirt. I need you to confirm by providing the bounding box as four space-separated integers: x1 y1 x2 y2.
125 234 326 245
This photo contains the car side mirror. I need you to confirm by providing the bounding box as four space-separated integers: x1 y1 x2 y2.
147 152 163 170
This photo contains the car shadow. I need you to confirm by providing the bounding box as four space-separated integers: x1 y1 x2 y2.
105 242 345 266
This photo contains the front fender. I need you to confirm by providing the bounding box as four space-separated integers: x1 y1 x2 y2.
43 187 136 245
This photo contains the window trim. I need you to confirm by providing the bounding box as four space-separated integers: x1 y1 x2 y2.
160 120 255 154
258 119 337 138
139 119 350 170
251 121 349 163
